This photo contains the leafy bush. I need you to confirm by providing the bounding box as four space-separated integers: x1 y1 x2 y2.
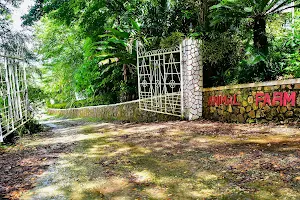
47 94 117 109
160 32 185 48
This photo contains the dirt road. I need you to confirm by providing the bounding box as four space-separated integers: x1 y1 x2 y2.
1 117 300 199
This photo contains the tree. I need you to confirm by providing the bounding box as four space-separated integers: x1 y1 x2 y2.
210 0 300 55
0 0 21 46
35 17 84 103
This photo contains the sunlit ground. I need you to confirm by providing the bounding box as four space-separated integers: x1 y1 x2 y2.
21 118 300 200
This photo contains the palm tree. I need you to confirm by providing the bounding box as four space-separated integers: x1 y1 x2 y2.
210 0 299 55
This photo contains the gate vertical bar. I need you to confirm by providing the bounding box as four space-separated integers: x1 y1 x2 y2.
4 56 14 130
0 123 3 142
14 64 23 120
163 54 167 113
149 56 153 109
23 62 28 120
136 42 141 110
10 60 19 121
180 43 184 118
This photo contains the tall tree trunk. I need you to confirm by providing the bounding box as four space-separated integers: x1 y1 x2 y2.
123 64 127 82
253 17 268 55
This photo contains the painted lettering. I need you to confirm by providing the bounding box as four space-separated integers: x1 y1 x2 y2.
208 96 213 106
233 94 240 106
227 96 233 105
208 91 297 107
263 93 271 106
283 92 296 106
222 96 227 105
256 93 264 106
272 92 283 106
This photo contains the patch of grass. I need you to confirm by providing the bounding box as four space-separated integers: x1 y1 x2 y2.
81 125 97 135
0 143 10 150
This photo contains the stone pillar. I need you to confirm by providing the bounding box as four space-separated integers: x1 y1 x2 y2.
182 39 203 120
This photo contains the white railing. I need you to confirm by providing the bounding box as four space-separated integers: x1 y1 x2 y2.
0 52 30 142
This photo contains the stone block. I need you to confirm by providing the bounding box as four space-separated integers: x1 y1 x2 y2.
256 110 263 118
294 84 300 90
240 107 246 114
259 102 264 109
280 107 287 113
252 103 258 111
295 108 300 117
210 107 216 113
246 106 252 113
278 114 285 121
237 114 245 123
248 110 256 119
242 101 248 107
227 105 233 113
264 105 271 112
237 95 243 102
233 107 240 115
231 114 237 122
264 86 272 91
274 85 280 90
247 118 256 123
285 111 293 117
218 109 224 115
266 113 273 121
260 119 268 124
286 104 292 111
248 96 254 104
297 94 300 106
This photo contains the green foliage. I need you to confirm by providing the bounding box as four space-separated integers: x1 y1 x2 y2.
201 30 244 86
210 0 299 26
160 32 185 48
285 52 300 77
22 0 300 100
28 85 48 103
47 95 116 109
210 0 300 82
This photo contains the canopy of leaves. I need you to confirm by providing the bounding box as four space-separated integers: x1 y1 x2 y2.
22 0 300 105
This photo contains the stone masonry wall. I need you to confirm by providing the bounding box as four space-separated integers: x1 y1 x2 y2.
203 79 300 123
48 100 179 123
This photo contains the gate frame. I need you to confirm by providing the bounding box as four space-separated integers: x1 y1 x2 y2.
137 39 204 120
137 42 184 117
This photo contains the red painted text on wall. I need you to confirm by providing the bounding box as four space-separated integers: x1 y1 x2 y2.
208 92 297 107
256 92 296 106
208 94 240 106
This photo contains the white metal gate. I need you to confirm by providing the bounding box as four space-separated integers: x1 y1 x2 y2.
0 51 29 142
137 43 183 117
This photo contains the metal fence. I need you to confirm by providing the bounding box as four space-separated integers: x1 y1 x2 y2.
137 42 183 117
0 52 30 142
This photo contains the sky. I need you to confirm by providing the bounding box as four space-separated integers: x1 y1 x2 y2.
12 0 34 31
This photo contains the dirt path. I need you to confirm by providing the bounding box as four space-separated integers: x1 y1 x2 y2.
1 117 300 199
0 117 88 199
